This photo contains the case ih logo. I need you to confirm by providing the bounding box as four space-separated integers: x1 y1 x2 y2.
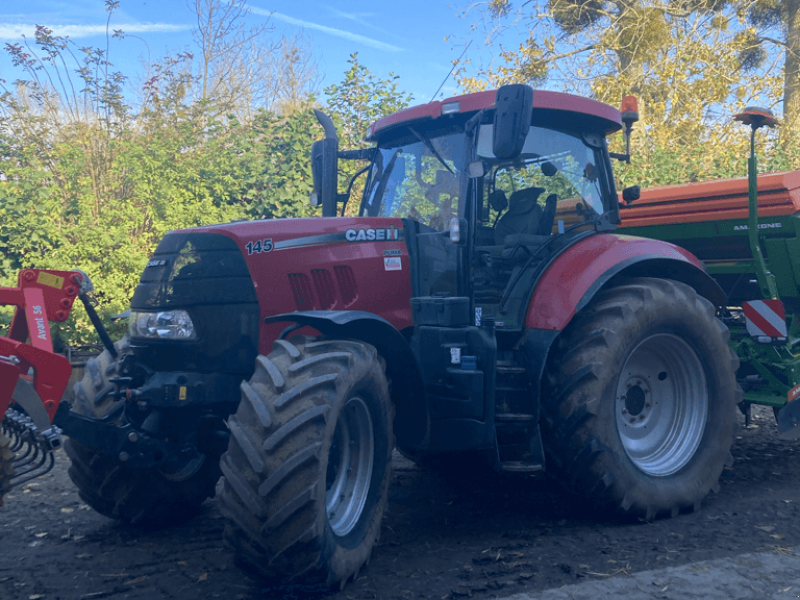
345 227 401 242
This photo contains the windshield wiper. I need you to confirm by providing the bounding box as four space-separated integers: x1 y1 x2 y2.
409 127 455 175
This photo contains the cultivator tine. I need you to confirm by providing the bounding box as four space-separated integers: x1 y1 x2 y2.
0 407 61 493
13 430 41 468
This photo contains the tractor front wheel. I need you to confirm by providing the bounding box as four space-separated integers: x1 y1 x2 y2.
64 338 221 527
219 336 393 589
542 278 740 520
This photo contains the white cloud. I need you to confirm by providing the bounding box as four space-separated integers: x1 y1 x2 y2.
246 5 403 52
326 8 375 28
0 22 190 41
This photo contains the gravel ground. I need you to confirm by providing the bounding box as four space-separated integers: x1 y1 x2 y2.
3 406 800 600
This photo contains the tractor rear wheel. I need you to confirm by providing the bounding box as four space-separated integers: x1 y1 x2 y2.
64 338 221 527
542 278 740 520
219 336 393 589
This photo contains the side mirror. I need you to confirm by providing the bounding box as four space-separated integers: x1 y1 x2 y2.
493 84 533 160
541 161 558 177
310 137 338 215
622 185 641 205
311 110 340 217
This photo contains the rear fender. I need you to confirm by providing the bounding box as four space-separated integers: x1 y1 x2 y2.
526 234 726 331
265 310 428 451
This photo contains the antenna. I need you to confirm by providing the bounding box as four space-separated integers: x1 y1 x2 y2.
430 40 472 102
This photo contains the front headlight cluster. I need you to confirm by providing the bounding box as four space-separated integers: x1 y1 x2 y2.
129 310 197 340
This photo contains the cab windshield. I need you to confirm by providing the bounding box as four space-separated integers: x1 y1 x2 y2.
360 122 613 236
360 131 468 231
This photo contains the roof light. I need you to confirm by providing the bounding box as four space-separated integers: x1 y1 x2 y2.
442 102 460 115
620 96 639 124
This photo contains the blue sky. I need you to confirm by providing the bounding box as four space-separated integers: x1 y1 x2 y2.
0 0 484 104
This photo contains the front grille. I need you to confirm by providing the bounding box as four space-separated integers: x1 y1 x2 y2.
130 232 259 376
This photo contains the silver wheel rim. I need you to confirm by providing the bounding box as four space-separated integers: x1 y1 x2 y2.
615 333 708 477
326 396 375 537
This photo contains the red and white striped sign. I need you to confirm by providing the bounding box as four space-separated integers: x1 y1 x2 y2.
743 299 787 339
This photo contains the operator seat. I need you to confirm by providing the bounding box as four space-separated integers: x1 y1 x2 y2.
494 187 546 245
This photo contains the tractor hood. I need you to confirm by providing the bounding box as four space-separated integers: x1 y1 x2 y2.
133 217 414 360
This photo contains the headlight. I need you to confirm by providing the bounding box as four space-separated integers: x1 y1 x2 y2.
129 310 196 340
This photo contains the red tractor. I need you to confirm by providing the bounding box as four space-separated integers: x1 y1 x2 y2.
53 85 740 588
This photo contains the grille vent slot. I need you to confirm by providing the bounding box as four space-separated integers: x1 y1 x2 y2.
288 273 314 310
334 266 358 307
311 269 336 309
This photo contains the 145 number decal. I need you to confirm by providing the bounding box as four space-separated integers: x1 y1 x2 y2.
245 238 273 255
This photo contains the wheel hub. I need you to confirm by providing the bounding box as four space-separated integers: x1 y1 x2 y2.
622 380 649 419
615 333 708 477
326 396 374 537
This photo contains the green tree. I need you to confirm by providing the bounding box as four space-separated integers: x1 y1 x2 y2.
323 53 413 214
735 0 800 145
457 0 789 188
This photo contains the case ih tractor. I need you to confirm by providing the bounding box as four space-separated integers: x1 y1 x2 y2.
52 85 740 588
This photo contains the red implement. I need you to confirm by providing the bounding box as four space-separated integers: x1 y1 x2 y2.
0 269 82 423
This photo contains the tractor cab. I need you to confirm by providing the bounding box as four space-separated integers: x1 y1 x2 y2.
349 85 625 332
308 86 632 465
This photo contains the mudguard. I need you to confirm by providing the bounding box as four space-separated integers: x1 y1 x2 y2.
265 310 429 451
526 234 726 331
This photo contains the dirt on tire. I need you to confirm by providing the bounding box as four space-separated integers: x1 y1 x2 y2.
4 406 800 600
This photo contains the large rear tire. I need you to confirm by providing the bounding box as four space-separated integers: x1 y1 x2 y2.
541 278 741 520
64 337 221 527
220 336 393 589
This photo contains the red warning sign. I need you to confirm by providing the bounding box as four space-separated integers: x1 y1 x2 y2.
743 299 787 339
788 383 800 403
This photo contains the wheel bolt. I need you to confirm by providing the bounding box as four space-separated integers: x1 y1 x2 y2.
645 402 652 409
622 408 628 415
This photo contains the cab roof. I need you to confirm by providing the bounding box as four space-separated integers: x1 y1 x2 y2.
366 89 623 141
